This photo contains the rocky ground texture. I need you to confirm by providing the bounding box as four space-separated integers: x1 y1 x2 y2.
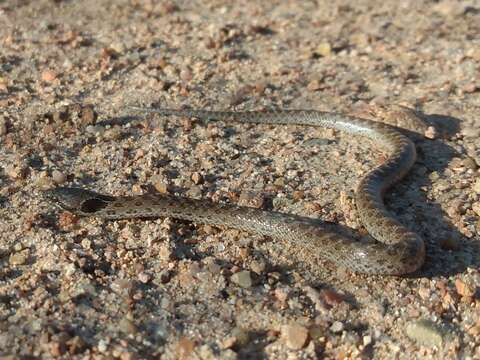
1 0 480 359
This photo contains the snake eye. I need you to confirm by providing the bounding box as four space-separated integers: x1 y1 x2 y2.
80 198 110 213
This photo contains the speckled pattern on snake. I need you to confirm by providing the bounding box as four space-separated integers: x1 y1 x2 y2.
45 107 430 275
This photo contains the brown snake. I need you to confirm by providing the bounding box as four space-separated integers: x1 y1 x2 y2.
44 107 430 275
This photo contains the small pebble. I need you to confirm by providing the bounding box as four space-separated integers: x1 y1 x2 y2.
429 171 440 181
231 270 252 288
424 126 437 139
405 319 445 346
80 105 97 126
238 191 264 208
111 279 134 296
292 190 304 200
250 259 266 274
52 170 67 184
0 76 8 92
455 278 476 298
156 269 171 284
41 69 57 82
191 172 203 185
274 288 289 303
119 351 137 360
207 262 221 274
6 164 27 180
231 327 249 346
153 180 169 194
254 82 267 94
221 336 236 349
316 42 332 56
73 279 97 297
176 337 195 359
468 321 480 336
330 321 344 333
138 272 152 284
472 202 480 216
67 336 87 355
282 323 309 350
447 201 462 217
58 212 78 228
462 157 477 170
463 83 478 93
350 33 370 47
64 263 76 277
81 238 91 249
307 79 323 91
48 341 65 357
9 252 27 265
466 47 480 61
180 68 193 82
97 339 108 353
119 317 137 334
308 325 324 340
473 179 480 194
85 125 105 135
363 335 372 346
319 289 344 306
462 126 480 138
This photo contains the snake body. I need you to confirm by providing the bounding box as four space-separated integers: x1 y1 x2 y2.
45 108 426 275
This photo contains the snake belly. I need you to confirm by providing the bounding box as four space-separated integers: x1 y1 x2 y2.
44 108 426 275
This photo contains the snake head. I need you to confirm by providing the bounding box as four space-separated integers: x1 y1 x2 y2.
43 187 116 215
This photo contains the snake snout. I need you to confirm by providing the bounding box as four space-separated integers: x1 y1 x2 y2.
43 187 115 214
43 187 87 211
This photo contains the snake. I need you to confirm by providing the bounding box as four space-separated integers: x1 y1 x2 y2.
44 107 429 275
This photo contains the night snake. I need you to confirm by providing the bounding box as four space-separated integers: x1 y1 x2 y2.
45 106 431 275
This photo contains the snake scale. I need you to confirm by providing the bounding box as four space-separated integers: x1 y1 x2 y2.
45 107 428 275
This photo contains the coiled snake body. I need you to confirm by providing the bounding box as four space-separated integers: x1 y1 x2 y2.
45 108 427 275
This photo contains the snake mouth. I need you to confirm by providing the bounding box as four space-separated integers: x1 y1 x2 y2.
79 197 111 213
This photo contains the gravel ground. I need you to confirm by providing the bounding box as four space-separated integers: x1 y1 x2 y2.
1 0 480 359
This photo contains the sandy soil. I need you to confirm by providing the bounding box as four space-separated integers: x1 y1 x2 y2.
1 0 480 359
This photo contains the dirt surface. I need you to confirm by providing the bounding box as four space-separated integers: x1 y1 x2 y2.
1 0 480 359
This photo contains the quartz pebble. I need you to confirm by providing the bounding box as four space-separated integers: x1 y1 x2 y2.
231 271 252 288
119 317 137 334
176 337 196 358
41 69 57 82
52 170 67 184
250 259 266 274
316 42 332 56
473 179 480 194
330 321 345 334
9 252 27 265
191 172 203 184
307 79 323 91
405 320 445 346
282 323 309 350
472 202 480 216
455 278 476 298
